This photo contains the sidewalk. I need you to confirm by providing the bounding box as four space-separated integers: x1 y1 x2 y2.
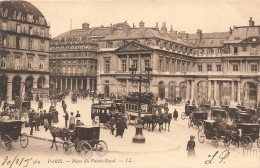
23 123 180 154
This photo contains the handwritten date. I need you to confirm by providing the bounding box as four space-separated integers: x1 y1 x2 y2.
2 156 32 168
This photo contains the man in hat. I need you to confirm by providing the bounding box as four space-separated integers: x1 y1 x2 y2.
64 111 69 128
186 135 196 157
29 110 36 135
69 112 75 130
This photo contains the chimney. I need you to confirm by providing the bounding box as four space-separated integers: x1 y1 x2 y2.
249 17 255 26
185 33 189 40
161 22 167 33
196 29 202 41
139 21 145 29
229 27 233 35
82 22 89 30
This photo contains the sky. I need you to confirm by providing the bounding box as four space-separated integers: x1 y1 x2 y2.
26 0 260 38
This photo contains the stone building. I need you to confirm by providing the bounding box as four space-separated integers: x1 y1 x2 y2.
0 0 50 102
49 23 110 92
97 19 260 108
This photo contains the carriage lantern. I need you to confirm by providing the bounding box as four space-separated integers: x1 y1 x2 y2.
129 63 153 143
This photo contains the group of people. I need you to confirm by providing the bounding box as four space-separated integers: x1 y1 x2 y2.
63 110 82 130
29 109 52 135
109 113 128 138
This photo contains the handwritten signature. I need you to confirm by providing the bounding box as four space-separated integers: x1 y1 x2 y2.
2 156 33 168
205 150 230 164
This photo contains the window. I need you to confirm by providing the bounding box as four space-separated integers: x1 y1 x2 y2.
16 37 20 49
27 60 32 69
242 46 247 52
3 36 7 47
198 65 202 72
234 47 238 55
2 22 7 30
68 67 71 74
251 64 257 71
105 59 110 72
39 63 44 70
216 65 222 71
40 29 44 37
29 27 33 35
159 58 163 71
122 59 126 71
133 59 138 69
144 60 150 68
29 39 33 50
40 41 44 51
207 65 212 71
16 24 21 33
166 59 170 71
72 67 76 74
233 64 239 71
0 60 6 68
15 58 20 69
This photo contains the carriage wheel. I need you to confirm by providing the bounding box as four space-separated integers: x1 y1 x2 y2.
81 142 92 159
96 140 108 157
63 141 71 153
198 121 204 131
198 130 205 143
181 112 186 120
212 136 219 148
75 139 81 152
257 137 260 148
223 137 230 148
19 133 29 148
3 135 12 150
242 136 253 150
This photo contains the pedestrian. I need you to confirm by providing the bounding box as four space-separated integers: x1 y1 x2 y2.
40 111 44 126
186 135 196 157
92 97 94 104
36 94 39 102
38 100 43 111
62 103 67 113
3 101 8 111
109 115 115 135
61 99 65 107
69 112 75 130
43 110 49 131
29 110 35 135
173 109 178 120
34 113 40 131
64 111 69 128
76 111 80 123
55 110 59 123
47 111 52 126
115 115 127 138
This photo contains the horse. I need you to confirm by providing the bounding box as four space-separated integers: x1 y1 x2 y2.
162 113 172 132
45 124 70 150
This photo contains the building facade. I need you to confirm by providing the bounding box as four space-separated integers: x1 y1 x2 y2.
51 18 260 108
0 0 50 102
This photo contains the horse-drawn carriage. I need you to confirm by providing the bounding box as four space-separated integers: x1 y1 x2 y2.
0 120 29 150
211 108 228 120
233 112 253 124
181 105 196 120
226 107 239 120
188 111 208 130
63 125 108 158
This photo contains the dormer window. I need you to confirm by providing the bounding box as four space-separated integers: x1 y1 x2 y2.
13 11 17 19
3 9 8 17
16 24 21 33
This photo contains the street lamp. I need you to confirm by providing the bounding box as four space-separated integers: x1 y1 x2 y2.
129 64 152 143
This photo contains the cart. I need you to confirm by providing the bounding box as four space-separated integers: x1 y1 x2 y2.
0 120 29 150
63 125 108 158
181 105 196 120
188 111 208 131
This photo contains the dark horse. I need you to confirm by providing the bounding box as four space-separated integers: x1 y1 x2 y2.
141 114 157 132
162 113 172 132
45 124 70 150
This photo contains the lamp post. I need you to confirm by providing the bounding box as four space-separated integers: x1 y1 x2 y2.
129 64 152 143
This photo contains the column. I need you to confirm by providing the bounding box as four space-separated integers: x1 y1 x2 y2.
237 81 241 103
60 78 63 90
87 78 90 91
76 78 78 89
126 79 129 95
186 80 190 100
55 78 58 88
65 78 68 89
190 80 194 100
21 77 26 99
231 81 234 102
208 80 211 101
92 79 95 91
70 78 73 90
214 80 217 101
138 54 141 72
245 83 248 99
175 59 178 72
7 79 12 102
81 79 83 89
